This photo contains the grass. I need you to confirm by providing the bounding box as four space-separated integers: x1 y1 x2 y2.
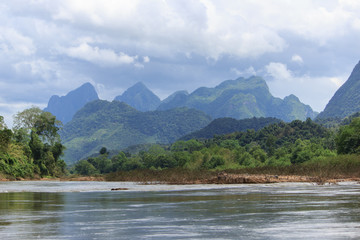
105 154 360 184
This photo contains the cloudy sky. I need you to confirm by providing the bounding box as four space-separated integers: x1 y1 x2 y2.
1 0 360 126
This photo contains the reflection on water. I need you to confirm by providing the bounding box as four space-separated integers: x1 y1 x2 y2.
0 181 359 239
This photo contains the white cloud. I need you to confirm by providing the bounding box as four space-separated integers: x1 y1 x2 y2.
47 0 289 59
61 42 137 67
95 83 124 101
134 63 144 69
231 66 256 77
3 0 360 60
13 59 59 81
265 62 292 80
143 56 150 63
265 62 346 111
0 27 36 57
11 0 356 61
291 55 304 64
329 77 345 88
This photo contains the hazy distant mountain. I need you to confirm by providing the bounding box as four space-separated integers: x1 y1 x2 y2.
160 90 189 109
158 76 317 121
60 100 211 163
317 61 360 119
44 82 99 124
180 117 282 140
114 82 161 111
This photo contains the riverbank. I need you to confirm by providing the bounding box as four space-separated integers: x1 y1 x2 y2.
2 156 360 184
105 168 360 185
0 174 105 182
206 172 360 185
1 173 359 184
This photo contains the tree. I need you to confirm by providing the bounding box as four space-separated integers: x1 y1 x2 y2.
34 111 62 144
75 160 98 176
99 147 108 155
220 139 239 150
336 117 360 154
13 107 42 130
14 108 62 143
0 116 7 130
0 129 12 152
111 152 128 171
14 107 65 176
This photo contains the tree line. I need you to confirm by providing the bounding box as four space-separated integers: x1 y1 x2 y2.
73 117 360 176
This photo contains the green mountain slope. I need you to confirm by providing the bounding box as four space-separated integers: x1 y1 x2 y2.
158 76 317 121
114 82 161 111
60 100 211 163
317 61 360 119
180 117 282 140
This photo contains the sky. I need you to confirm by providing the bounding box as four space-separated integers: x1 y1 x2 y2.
1 0 360 126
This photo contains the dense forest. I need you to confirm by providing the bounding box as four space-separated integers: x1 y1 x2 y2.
180 117 281 140
1 106 360 180
61 100 212 163
72 117 360 177
0 108 66 179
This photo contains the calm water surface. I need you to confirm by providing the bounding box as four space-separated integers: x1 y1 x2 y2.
0 181 359 239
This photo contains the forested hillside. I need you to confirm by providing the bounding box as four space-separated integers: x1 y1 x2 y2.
61 100 212 163
181 117 281 140
73 118 344 175
317 61 360 119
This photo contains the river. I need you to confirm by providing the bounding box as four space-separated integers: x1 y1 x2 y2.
0 181 359 239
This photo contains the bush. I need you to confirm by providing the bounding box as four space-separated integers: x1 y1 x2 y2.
336 117 360 154
75 160 98 176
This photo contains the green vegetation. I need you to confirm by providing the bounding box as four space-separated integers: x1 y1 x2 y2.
0 108 66 179
3 104 360 182
105 155 360 183
158 76 317 121
181 117 281 140
317 61 360 119
336 117 360 154
61 100 212 163
72 117 360 180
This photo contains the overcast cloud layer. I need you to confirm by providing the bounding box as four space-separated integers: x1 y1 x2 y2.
1 0 360 126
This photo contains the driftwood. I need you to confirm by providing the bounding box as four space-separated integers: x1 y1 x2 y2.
111 188 129 191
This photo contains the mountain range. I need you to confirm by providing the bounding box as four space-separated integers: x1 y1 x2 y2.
45 76 317 125
158 76 317 121
43 60 360 163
